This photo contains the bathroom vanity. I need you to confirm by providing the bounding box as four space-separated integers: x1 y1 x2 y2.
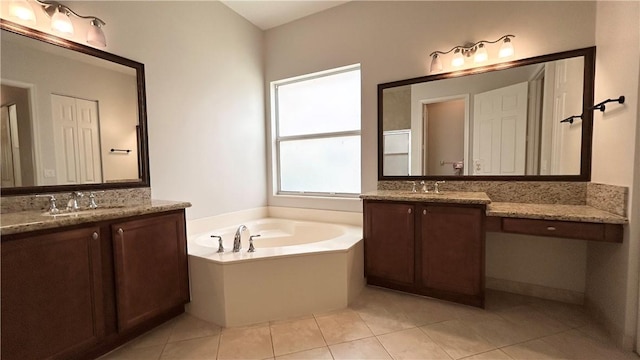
361 189 627 308
1 201 190 360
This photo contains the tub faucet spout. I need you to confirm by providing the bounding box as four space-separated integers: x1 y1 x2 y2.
233 225 248 252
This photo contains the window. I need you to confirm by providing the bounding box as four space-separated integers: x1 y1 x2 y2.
273 65 361 196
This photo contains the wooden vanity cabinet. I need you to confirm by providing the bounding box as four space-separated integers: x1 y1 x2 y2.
112 212 189 331
1 226 105 360
364 200 485 307
364 201 415 289
419 205 485 307
1 209 189 360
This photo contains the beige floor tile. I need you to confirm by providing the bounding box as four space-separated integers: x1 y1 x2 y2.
270 317 326 356
168 313 222 343
495 305 569 339
377 327 452 359
460 312 536 348
316 310 373 345
484 290 534 312
330 337 392 360
420 319 495 359
160 335 220 359
218 324 274 360
396 295 461 326
501 338 569 360
461 349 513 360
529 299 593 328
574 323 614 343
540 329 639 360
128 320 176 349
276 346 333 360
99 344 164 360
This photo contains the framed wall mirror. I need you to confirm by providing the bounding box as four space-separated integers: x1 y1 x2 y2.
378 47 595 181
0 19 150 195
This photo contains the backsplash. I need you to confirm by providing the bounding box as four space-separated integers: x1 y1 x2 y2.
1 187 152 214
377 181 587 205
586 183 628 217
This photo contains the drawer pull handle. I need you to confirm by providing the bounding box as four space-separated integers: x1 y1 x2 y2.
547 226 557 231
408 208 412 214
92 232 99 240
117 228 124 236
423 209 427 215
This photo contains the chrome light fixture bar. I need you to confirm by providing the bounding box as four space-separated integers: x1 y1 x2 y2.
8 0 107 47
429 35 515 73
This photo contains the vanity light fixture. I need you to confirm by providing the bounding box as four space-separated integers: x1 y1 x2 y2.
8 0 36 23
429 34 515 73
9 0 107 47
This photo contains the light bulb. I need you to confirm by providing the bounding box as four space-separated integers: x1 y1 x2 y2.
474 44 488 63
499 38 514 58
51 7 74 35
430 54 443 73
87 19 107 47
451 49 464 67
9 0 36 23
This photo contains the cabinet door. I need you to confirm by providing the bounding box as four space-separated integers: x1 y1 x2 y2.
420 205 484 300
364 201 415 285
1 227 104 360
112 212 189 331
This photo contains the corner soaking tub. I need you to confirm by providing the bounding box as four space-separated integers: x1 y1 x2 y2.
186 218 364 327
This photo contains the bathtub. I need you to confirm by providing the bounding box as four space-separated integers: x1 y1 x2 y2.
186 217 364 327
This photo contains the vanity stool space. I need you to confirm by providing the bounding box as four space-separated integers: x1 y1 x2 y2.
362 191 491 308
1 202 190 360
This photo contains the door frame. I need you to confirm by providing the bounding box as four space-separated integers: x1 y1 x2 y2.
419 94 470 175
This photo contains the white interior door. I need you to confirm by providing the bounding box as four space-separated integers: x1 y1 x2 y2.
51 94 102 185
472 82 528 175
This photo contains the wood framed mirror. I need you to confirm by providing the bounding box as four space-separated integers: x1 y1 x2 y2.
1 19 150 195
378 47 595 181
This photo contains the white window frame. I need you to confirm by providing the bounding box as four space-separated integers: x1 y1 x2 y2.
271 64 361 198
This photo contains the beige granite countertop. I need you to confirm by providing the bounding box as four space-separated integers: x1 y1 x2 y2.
360 190 627 225
360 190 491 204
1 200 191 236
487 202 628 224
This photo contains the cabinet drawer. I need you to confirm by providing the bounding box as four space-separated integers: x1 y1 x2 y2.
502 218 622 242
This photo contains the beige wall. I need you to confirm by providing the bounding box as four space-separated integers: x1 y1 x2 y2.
587 1 640 350
1 1 268 219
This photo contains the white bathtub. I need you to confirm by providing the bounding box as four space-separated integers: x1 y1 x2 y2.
186 217 364 327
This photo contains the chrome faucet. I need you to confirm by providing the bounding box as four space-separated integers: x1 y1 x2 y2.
233 225 248 252
67 192 84 211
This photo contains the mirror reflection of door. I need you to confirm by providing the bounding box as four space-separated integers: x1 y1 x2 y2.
473 82 528 175
1 104 21 187
422 97 467 176
51 94 103 185
0 84 36 187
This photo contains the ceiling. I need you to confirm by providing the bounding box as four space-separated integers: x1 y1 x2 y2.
220 1 351 30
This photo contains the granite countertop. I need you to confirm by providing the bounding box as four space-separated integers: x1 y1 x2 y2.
487 202 628 224
360 190 492 204
360 190 627 225
1 200 192 236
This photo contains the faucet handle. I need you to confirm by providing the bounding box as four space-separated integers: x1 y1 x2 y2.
406 181 417 193
88 191 104 209
434 180 446 193
248 235 261 253
420 180 430 193
211 235 223 253
36 194 60 214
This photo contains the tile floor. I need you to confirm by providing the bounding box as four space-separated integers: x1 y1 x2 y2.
100 286 639 360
